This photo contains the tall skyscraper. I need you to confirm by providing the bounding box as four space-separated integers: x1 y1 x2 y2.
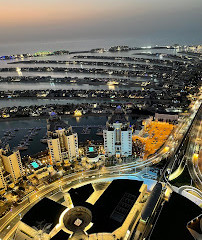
47 112 78 165
103 106 132 157
0 148 24 183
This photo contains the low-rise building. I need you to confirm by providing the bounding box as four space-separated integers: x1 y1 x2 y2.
26 160 50 180
14 179 201 240
86 144 100 163
155 112 178 123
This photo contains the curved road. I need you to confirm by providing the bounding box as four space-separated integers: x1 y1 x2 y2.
178 185 202 198
0 168 152 240
186 104 202 189
1 99 201 239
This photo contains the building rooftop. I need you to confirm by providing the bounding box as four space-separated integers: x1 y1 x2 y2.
187 214 202 235
47 112 70 133
2 150 14 157
68 184 94 206
141 182 162 222
88 179 143 234
68 180 143 234
50 230 70 240
150 192 201 240
108 106 129 124
21 197 66 233
87 146 98 159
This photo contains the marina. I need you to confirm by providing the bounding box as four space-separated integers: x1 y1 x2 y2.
0 44 201 156
0 1 201 239
0 116 138 156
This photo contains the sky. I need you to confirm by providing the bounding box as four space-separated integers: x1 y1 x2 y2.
0 0 202 45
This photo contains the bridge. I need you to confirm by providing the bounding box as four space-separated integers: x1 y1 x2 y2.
178 185 202 198
159 102 202 183
0 99 201 239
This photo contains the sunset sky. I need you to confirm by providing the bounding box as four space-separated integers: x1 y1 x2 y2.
0 0 202 44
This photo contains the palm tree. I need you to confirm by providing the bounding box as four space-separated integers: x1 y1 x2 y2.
32 220 52 240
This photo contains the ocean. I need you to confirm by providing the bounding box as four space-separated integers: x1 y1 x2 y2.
0 38 182 155
0 37 176 56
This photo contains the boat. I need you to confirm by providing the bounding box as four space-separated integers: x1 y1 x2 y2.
96 128 103 136
81 127 91 134
31 132 38 136
17 145 28 151
40 139 47 144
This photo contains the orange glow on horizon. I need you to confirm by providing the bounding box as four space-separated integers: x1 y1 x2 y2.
0 1 140 27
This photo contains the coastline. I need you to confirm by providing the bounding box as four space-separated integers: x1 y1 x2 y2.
0 112 149 123
0 113 108 122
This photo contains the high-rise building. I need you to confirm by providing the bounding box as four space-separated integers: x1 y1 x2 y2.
0 166 6 190
47 112 78 165
0 148 24 183
103 106 132 157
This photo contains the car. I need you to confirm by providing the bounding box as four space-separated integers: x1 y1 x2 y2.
167 168 171 174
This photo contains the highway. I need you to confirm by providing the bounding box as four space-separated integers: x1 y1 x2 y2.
0 99 201 239
178 185 202 198
158 101 202 182
186 104 202 189
0 168 155 240
168 156 187 181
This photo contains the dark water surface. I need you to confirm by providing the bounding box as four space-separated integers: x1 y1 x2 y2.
0 115 139 157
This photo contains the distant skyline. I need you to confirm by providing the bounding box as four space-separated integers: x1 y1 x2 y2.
0 0 202 45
